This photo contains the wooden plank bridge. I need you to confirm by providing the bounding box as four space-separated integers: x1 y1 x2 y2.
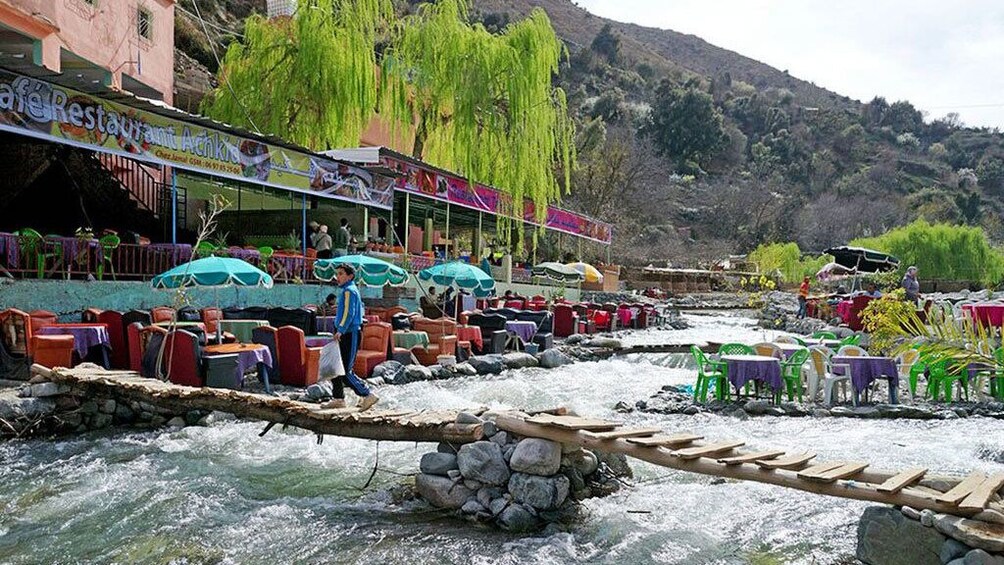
35 366 1004 519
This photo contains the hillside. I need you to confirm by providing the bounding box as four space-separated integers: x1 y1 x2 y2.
173 0 1004 265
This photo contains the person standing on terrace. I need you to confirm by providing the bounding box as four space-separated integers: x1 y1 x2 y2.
797 276 810 319
902 266 921 304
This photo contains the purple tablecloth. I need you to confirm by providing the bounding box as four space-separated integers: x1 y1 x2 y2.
47 237 100 266
305 335 334 348
505 320 537 343
775 343 807 360
228 247 261 263
317 316 337 333
205 345 273 384
722 354 782 391
0 232 18 268
148 243 194 265
37 325 110 359
832 356 898 391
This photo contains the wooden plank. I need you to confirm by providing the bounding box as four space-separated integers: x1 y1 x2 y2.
936 472 988 505
581 427 662 440
958 473 1004 511
802 462 869 483
718 450 786 466
525 414 619 431
757 452 816 470
796 461 846 479
674 441 746 460
876 468 928 494
625 433 703 448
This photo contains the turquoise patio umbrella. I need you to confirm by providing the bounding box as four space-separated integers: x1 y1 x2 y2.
313 255 409 286
151 256 274 289
418 261 496 298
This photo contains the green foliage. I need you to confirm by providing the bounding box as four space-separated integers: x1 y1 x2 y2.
851 219 1004 286
590 24 620 65
747 242 827 282
203 0 393 149
381 0 575 242
859 289 918 355
640 80 727 171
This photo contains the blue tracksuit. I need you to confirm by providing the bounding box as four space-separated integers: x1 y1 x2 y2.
333 279 369 398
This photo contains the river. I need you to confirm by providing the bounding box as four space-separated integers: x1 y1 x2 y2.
1 312 1000 564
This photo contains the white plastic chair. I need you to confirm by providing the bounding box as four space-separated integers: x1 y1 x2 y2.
811 345 856 406
753 342 782 358
836 345 867 357
895 349 920 403
774 335 798 344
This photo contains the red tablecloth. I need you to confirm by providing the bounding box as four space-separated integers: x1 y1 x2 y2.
456 325 483 349
962 303 1004 327
836 300 853 322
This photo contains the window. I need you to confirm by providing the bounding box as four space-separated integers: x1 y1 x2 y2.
137 8 152 40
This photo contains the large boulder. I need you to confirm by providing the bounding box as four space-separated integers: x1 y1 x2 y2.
304 380 333 400
498 503 539 533
373 361 406 384
509 438 562 476
537 348 573 369
456 441 510 485
502 352 539 369
419 452 459 477
933 514 1004 554
404 364 434 382
582 337 622 349
415 473 474 509
452 362 478 376
507 472 570 510
856 506 944 565
468 355 504 375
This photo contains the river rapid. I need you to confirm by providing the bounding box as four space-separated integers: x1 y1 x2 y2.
1 312 1001 564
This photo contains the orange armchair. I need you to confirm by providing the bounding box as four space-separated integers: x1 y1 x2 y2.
411 317 458 365
151 307 176 324
354 322 392 377
30 334 75 368
276 326 321 386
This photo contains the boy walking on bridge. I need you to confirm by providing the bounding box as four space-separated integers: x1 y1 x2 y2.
322 263 379 411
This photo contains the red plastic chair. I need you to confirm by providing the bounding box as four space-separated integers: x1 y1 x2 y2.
276 326 321 386
97 310 128 369
354 322 392 377
163 330 203 387
553 304 578 338
30 334 74 368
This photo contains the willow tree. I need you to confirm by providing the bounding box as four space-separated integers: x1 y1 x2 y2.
380 0 575 232
201 0 393 149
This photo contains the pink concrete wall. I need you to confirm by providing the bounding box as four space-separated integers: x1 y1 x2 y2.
1 0 175 104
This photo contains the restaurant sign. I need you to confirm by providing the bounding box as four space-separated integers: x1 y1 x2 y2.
0 69 392 209
384 157 613 244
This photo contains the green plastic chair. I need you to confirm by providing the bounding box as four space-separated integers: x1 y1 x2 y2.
778 348 809 402
973 347 1004 401
926 358 969 402
691 345 728 402
257 246 274 271
792 336 807 347
96 234 120 281
839 334 861 346
16 228 58 278
813 331 838 340
195 241 218 258
717 343 754 356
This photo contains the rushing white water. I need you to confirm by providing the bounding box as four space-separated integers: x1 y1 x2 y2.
1 312 1001 564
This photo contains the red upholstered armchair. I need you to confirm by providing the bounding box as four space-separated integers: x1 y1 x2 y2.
163 330 203 387
411 317 458 365
127 322 144 372
82 308 103 323
28 310 58 333
354 322 392 377
553 304 578 338
97 310 128 369
1 308 32 356
30 334 74 368
846 296 875 332
151 307 176 324
276 326 321 386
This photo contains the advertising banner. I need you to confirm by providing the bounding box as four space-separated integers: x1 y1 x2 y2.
0 69 392 209
383 156 612 243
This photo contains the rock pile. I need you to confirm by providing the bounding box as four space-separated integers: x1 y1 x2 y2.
857 506 1004 564
413 412 632 533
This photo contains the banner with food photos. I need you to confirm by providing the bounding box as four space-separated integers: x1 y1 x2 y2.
0 69 392 209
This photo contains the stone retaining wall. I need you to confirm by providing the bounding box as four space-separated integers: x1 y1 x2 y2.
857 506 1004 564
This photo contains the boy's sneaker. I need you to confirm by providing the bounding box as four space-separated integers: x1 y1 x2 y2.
357 394 379 412
321 399 346 409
